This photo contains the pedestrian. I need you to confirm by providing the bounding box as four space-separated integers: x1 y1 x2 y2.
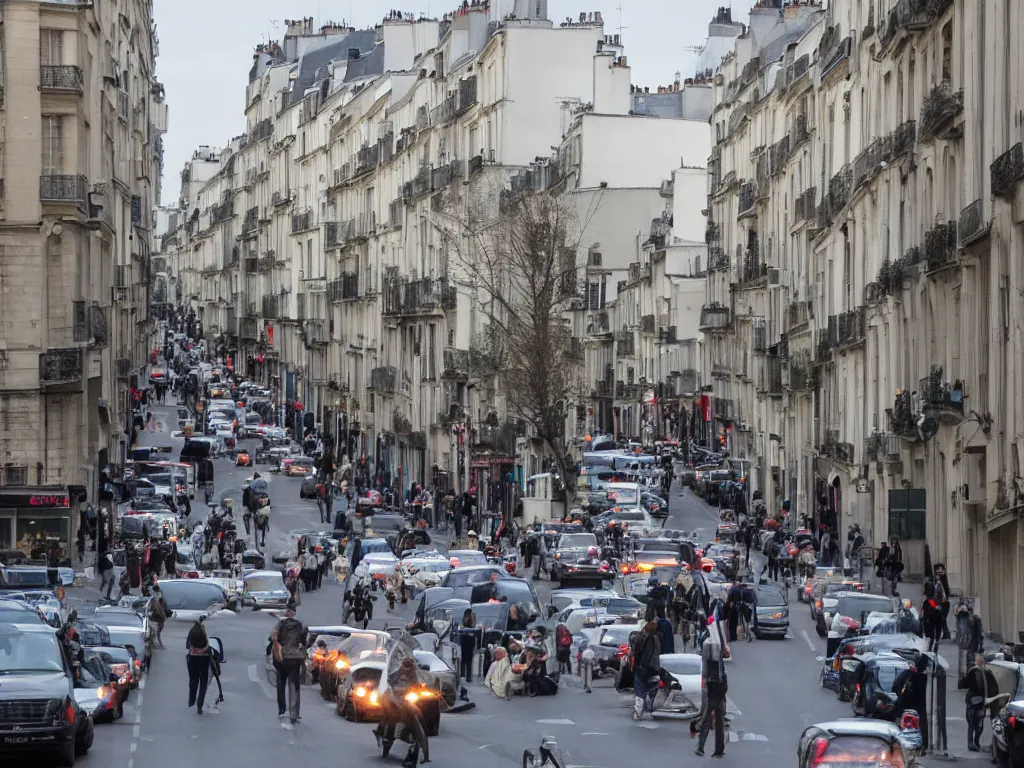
655 605 674 654
185 616 211 715
300 546 317 592
148 584 168 648
97 549 115 600
964 653 996 752
457 608 479 698
555 621 573 674
695 608 729 757
631 620 661 721
270 606 308 725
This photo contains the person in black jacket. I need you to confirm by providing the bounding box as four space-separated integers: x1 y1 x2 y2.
893 653 930 750
631 621 661 721
963 654 997 751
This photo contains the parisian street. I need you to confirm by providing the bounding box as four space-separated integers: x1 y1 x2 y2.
48 403 979 768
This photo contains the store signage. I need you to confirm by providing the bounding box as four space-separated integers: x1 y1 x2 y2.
30 494 70 508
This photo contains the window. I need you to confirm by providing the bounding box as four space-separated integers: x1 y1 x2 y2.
40 29 63 66
888 488 926 541
306 238 312 276
2 465 28 485
41 115 65 174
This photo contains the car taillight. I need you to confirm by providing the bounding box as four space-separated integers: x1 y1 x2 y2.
901 711 919 731
616 643 630 658
841 617 860 629
1009 716 1017 729
815 599 822 609
809 736 829 766
65 700 76 725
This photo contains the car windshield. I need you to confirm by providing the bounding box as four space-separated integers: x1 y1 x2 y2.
836 596 893 621
755 588 786 607
661 656 702 676
450 551 487 566
157 581 227 612
638 540 677 553
819 735 898 761
93 611 144 628
410 561 448 573
876 662 909 691
0 630 65 673
92 647 132 664
614 510 645 521
361 540 391 555
558 533 598 549
606 488 639 505
599 626 639 646
339 633 387 660
470 603 508 630
581 597 643 615
294 458 314 467
147 473 173 486
0 608 43 624
246 574 285 592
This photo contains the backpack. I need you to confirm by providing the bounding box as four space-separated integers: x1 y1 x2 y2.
277 618 305 653
556 624 572 648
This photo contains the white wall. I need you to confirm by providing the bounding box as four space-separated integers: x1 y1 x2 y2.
504 25 604 167
569 187 660 270
672 167 709 244
592 54 631 115
578 114 707 189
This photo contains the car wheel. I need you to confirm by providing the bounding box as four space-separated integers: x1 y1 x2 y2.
112 697 124 721
75 719 94 756
55 740 76 767
424 709 440 737
1009 744 1024 768
815 623 826 638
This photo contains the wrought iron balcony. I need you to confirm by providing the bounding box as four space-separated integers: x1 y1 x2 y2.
892 119 917 157
788 300 813 329
924 221 958 272
711 362 732 379
770 135 791 175
991 142 1024 199
242 206 259 233
880 0 953 49
442 348 471 381
40 174 88 204
708 247 728 271
737 181 757 217
291 211 311 233
615 331 635 357
794 186 816 222
829 164 853 213
261 294 279 319
793 114 809 147
40 65 84 92
788 353 816 391
595 379 613 399
356 144 380 176
760 356 783 396
699 304 731 332
458 75 478 112
39 348 83 387
371 366 398 393
887 390 918 439
737 257 767 287
821 36 852 79
837 307 866 348
918 365 964 417
382 276 457 316
958 199 987 247
918 81 964 141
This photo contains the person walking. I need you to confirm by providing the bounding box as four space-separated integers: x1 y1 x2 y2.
456 608 479 700
270 606 308 725
185 617 211 715
97 549 115 601
695 609 730 757
148 585 168 648
964 653 996 752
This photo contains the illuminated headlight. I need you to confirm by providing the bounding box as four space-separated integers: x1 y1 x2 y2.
335 659 348 670
762 612 785 620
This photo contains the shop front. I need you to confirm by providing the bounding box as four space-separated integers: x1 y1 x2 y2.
0 487 77 559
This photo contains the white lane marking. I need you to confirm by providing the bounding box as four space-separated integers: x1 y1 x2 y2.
800 630 817 652
537 718 575 725
248 662 275 700
127 675 146 765
479 744 493 750
581 732 609 736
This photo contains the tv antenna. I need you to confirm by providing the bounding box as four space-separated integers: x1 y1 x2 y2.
615 1 627 37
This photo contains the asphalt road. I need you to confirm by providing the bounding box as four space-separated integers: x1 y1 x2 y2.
62 403 984 768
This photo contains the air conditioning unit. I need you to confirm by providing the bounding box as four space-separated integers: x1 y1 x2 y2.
768 267 787 287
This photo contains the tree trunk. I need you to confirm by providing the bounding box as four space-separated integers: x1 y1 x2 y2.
544 435 576 515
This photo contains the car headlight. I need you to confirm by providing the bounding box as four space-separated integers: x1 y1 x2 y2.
96 687 108 699
763 612 785 620
335 659 348 670
369 691 379 706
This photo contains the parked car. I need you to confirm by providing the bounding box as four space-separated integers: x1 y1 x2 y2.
797 717 922 767
986 659 1024 767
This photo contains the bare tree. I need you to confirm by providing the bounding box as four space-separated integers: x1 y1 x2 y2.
444 184 589 504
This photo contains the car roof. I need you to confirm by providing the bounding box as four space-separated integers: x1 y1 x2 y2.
810 719 902 738
0 622 57 634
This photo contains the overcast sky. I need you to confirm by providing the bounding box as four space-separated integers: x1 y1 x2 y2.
154 0 755 204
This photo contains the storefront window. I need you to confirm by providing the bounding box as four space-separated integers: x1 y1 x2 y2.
16 513 70 557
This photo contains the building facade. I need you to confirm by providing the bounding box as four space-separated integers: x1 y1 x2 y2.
0 0 165 551
702 0 1024 641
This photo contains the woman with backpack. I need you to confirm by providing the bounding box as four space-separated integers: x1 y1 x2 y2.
555 622 573 675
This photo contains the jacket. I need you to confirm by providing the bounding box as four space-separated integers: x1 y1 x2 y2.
631 632 660 676
963 666 997 707
273 618 308 661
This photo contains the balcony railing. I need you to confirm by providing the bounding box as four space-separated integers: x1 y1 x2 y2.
708 247 728 271
958 199 987 247
793 114 809 147
371 366 398 393
836 306 866 348
442 348 471 381
770 135 790 175
788 353 816 391
794 186 816 222
892 119 917 157
919 366 964 415
261 294 279 319
328 272 359 302
240 318 258 340
699 304 731 332
381 276 457 316
760 356 783 395
991 142 1024 199
924 221 958 272
39 348 83 386
887 390 918 439
615 331 635 357
737 182 757 217
291 211 311 233
458 75 478 112
40 174 88 204
737 257 767 287
40 65 84 92
242 206 259 233
919 81 964 141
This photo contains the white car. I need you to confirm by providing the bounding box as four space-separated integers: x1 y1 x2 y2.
401 558 451 591
647 654 741 718
354 552 400 581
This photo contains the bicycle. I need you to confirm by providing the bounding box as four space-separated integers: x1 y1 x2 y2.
523 735 563 768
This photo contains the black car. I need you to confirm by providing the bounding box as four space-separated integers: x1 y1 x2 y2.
987 659 1024 767
0 624 94 766
752 584 789 638
548 533 612 588
841 653 911 716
